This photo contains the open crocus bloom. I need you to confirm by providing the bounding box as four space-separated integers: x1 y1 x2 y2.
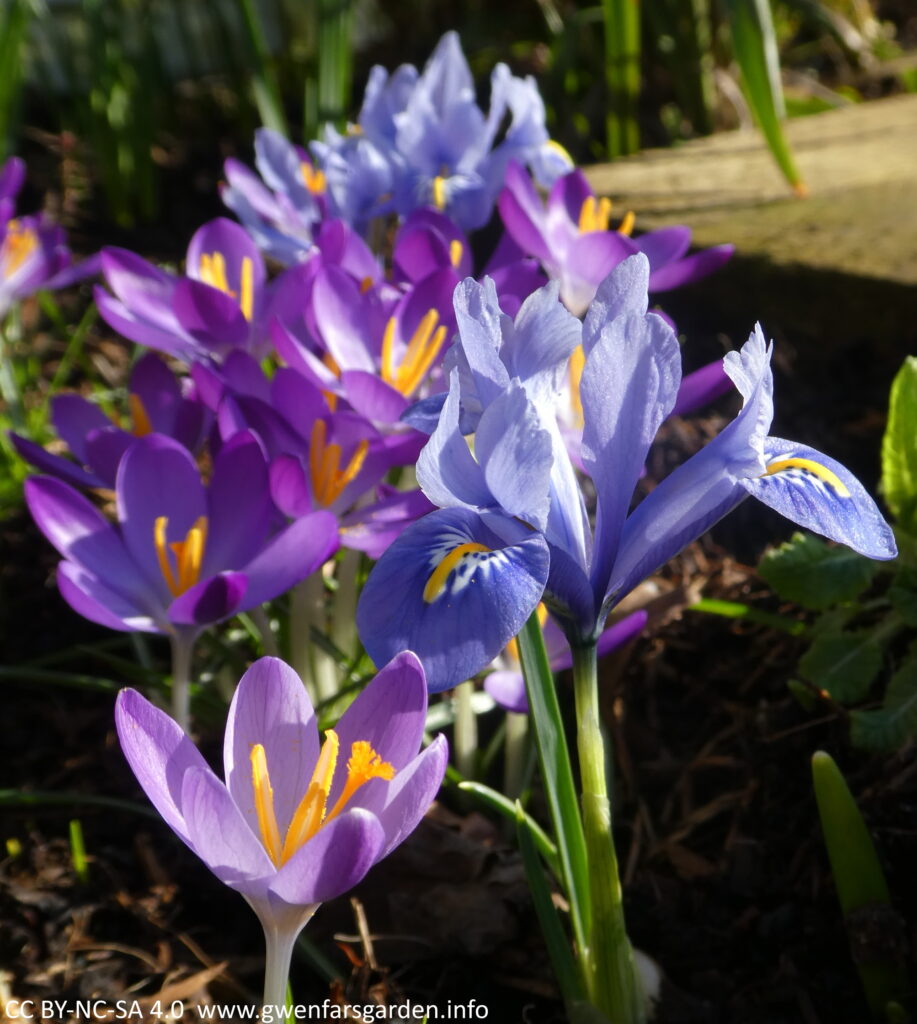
116 654 448 991
24 431 339 634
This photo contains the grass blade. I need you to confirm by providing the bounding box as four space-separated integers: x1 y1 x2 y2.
602 0 641 156
723 0 806 194
516 612 591 959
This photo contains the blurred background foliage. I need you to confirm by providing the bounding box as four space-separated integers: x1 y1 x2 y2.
0 0 914 229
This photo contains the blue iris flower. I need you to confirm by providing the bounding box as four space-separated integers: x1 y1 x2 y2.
357 255 896 691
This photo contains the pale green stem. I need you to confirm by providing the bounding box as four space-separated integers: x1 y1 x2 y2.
571 641 645 1023
330 548 361 661
259 909 318 1015
453 680 477 779
503 711 530 800
250 605 280 658
169 631 195 734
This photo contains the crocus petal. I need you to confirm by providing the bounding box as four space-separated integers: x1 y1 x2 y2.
562 231 639 315
741 438 898 560
238 511 339 610
223 657 321 846
182 766 275 890
356 507 550 692
117 435 207 600
353 735 448 857
497 163 552 263
172 278 250 354
100 248 179 331
51 394 112 464
633 226 692 269
168 571 249 625
115 688 215 847
10 433 103 489
341 369 409 423
203 431 272 573
269 809 385 906
24 476 142 592
58 561 160 633
311 266 376 373
671 359 732 417
333 651 429 774
647 244 734 292
94 287 193 360
484 670 528 713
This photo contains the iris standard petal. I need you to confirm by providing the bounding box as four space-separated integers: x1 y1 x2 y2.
356 507 550 692
742 437 898 560
223 657 321 849
582 253 650 354
115 688 215 847
582 311 681 601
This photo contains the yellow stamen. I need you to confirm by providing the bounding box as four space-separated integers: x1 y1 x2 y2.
763 458 850 497
301 162 327 195
568 344 586 430
280 729 340 864
251 744 283 866
449 239 463 269
239 257 254 321
423 542 491 603
578 196 613 233
505 603 549 663
380 310 448 397
617 210 635 237
128 393 153 437
1 219 39 278
153 515 209 597
199 251 230 294
321 352 341 412
309 419 370 507
198 251 254 320
325 741 395 822
432 175 448 210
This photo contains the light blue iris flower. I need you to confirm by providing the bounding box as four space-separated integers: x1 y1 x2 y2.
358 255 896 691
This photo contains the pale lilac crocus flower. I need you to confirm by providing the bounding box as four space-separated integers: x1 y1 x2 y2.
116 653 448 1014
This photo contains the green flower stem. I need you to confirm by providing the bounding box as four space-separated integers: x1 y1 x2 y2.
503 710 530 800
571 640 644 1023
453 680 478 779
169 631 196 734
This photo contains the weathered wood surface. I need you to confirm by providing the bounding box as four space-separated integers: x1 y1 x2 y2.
584 93 917 352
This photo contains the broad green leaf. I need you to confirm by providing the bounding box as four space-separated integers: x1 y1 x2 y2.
798 630 882 703
759 532 877 610
517 613 591 957
888 567 917 627
881 356 917 533
722 0 805 193
850 654 917 752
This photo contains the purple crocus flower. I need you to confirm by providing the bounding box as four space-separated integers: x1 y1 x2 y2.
24 430 338 637
498 162 733 316
115 653 448 1011
12 353 210 490
485 608 648 713
222 128 327 266
95 218 302 362
358 257 896 690
0 211 100 318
